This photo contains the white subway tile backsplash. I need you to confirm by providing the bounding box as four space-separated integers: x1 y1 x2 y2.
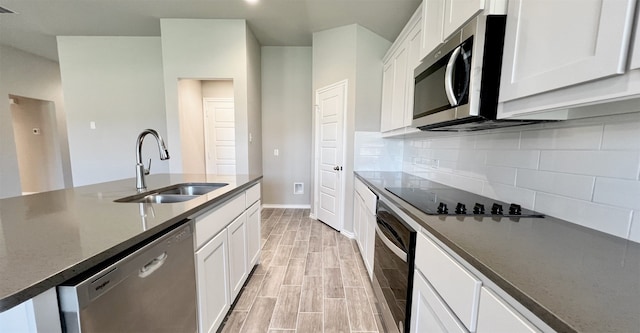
629 212 640 242
516 169 595 201
520 125 603 150
539 151 640 179
484 165 517 185
474 131 521 150
399 114 640 242
593 178 640 210
535 193 632 238
486 150 540 169
482 183 536 209
602 122 640 150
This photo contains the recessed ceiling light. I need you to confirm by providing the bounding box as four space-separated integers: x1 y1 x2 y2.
245 0 259 4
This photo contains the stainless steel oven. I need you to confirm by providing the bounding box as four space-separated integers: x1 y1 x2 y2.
373 201 417 333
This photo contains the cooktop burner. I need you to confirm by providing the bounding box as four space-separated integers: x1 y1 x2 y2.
386 187 544 218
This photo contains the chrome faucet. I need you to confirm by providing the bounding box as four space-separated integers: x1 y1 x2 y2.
136 129 170 191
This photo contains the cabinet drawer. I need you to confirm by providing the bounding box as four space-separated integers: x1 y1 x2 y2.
246 183 261 207
415 232 482 331
196 193 245 249
355 178 377 215
411 270 468 333
477 287 540 333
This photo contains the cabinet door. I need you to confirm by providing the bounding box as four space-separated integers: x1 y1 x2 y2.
630 4 640 70
247 200 261 268
363 209 376 280
353 191 361 242
411 270 468 333
228 212 248 300
421 0 445 60
476 287 540 333
443 0 485 39
196 229 230 333
391 42 409 130
406 19 423 127
380 61 395 132
499 0 636 102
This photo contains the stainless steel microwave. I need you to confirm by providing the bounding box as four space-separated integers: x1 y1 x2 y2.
412 15 538 131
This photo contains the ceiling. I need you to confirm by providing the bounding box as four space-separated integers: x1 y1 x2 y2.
0 0 421 61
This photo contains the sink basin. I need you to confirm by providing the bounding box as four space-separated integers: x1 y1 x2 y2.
115 182 229 203
135 194 199 203
157 183 228 196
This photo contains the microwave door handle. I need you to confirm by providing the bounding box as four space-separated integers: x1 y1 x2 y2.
375 224 407 262
444 45 462 106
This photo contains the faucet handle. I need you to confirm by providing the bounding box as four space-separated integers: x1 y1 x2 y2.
144 158 151 175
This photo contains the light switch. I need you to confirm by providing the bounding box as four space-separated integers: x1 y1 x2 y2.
274 149 279 156
90 121 96 129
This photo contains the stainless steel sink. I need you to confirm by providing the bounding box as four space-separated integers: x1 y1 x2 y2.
115 182 228 203
157 183 227 196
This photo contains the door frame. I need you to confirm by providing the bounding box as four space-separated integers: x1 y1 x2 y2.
312 79 348 231
202 97 235 175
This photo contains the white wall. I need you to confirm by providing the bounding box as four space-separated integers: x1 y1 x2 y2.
0 45 72 198
262 46 312 206
57 36 168 186
312 24 390 233
177 79 205 174
246 28 263 176
161 19 262 176
402 112 640 242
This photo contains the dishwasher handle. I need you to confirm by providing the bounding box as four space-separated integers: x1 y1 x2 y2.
139 252 168 278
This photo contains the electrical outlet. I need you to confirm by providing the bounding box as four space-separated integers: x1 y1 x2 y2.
274 149 279 156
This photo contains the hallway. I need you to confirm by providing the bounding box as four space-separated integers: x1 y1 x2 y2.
220 208 383 332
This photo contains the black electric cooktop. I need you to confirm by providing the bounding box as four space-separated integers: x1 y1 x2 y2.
386 186 544 218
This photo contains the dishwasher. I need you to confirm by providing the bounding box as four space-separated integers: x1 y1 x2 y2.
58 222 197 333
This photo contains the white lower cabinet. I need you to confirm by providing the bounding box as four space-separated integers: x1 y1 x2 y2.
0 288 62 333
353 178 376 280
227 212 248 300
246 200 261 267
411 270 467 333
476 287 540 333
196 229 230 333
194 182 262 333
412 230 547 333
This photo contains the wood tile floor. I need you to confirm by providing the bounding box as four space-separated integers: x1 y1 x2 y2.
220 208 383 333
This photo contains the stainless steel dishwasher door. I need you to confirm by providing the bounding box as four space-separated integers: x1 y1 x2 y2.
58 222 197 333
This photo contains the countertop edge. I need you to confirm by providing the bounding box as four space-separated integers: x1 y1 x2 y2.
354 172 576 333
0 176 262 313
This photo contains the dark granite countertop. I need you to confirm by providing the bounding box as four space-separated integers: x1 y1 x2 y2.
0 173 262 312
356 171 640 333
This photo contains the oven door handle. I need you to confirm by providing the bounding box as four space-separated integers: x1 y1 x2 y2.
375 224 407 262
444 45 462 106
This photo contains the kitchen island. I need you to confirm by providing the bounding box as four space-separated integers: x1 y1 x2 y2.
0 173 262 313
356 171 640 333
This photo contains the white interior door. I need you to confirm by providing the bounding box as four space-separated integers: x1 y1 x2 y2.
315 80 347 231
203 98 236 175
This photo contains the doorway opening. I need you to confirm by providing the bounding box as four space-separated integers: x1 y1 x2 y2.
177 79 236 175
9 95 66 194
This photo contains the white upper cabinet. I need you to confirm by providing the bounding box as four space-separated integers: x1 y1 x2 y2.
407 18 424 127
443 0 486 39
380 4 423 135
499 0 637 103
420 0 445 60
630 5 640 70
391 42 410 130
380 61 395 132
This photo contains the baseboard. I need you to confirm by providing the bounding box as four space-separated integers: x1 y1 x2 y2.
261 204 311 209
309 213 317 219
341 230 355 239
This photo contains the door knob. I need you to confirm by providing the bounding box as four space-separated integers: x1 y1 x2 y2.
333 166 342 171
